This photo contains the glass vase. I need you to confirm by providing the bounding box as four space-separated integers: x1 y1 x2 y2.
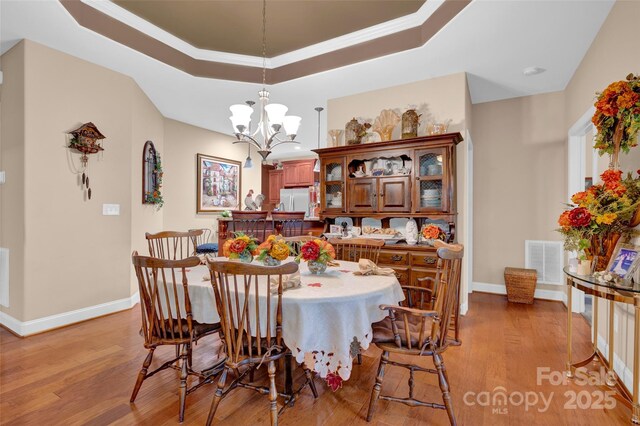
262 255 281 266
239 250 253 264
307 260 327 274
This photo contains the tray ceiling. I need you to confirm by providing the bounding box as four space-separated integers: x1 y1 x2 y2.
113 0 426 57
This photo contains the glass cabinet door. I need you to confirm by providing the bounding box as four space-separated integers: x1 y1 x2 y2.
322 157 345 212
414 147 448 213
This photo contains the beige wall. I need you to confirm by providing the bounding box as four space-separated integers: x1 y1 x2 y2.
0 42 26 320
161 119 262 243
327 72 471 309
471 91 567 288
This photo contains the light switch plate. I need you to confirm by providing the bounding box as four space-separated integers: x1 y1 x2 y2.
0 171 5 184
102 204 120 216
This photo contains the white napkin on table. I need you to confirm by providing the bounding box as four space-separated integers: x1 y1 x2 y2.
269 271 301 294
353 258 395 276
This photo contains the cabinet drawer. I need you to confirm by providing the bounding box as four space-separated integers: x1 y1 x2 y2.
391 267 409 286
378 250 409 265
410 253 439 268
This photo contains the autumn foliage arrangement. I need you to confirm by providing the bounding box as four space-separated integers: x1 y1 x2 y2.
592 73 640 157
222 232 259 260
295 239 336 264
421 224 446 241
256 235 292 265
557 169 640 254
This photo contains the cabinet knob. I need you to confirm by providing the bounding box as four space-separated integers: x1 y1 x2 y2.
391 255 403 261
424 257 437 265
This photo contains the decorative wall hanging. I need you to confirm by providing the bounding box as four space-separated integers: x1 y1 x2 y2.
142 141 163 209
592 73 640 169
67 122 106 200
401 108 421 139
197 154 241 213
372 109 400 142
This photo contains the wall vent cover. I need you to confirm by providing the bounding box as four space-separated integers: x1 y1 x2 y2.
525 240 563 285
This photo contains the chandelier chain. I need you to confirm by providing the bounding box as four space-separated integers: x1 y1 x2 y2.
262 0 267 87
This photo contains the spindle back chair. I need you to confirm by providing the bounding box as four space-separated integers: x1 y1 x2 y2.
205 260 317 425
367 242 464 425
328 238 385 264
146 230 201 260
131 252 221 422
228 211 269 242
271 211 306 237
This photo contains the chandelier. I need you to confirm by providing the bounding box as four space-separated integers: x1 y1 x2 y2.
229 0 301 160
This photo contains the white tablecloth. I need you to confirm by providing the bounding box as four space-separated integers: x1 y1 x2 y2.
177 258 404 381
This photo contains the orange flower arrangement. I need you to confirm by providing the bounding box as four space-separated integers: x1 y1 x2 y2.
256 235 292 263
421 224 446 241
592 74 640 156
222 232 258 260
557 169 640 253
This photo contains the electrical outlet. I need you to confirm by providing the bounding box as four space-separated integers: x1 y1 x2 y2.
102 204 120 216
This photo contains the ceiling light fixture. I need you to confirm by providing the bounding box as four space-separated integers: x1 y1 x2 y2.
228 0 301 160
313 107 323 173
523 66 546 76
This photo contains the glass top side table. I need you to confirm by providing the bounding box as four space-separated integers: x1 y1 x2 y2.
563 266 639 424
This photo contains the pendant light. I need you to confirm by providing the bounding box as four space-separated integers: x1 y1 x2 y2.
313 106 323 172
244 144 253 169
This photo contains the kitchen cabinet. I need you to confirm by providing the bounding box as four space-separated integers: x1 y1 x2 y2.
268 170 284 204
282 159 316 187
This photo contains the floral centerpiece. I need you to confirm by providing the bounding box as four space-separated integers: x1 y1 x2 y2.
222 232 258 263
421 224 446 246
592 74 640 168
557 169 640 271
255 235 292 266
295 239 336 274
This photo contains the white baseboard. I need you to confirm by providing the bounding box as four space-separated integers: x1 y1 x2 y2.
0 292 139 336
459 301 468 316
596 334 633 392
471 282 564 302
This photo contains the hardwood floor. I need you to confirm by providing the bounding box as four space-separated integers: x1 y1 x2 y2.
0 293 630 425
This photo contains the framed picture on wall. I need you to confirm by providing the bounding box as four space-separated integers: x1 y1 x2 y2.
606 242 640 279
197 154 241 213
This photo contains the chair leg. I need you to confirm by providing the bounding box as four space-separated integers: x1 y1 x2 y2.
268 360 278 425
433 352 456 426
366 350 388 422
206 367 229 426
178 344 189 423
187 343 193 368
304 367 318 398
130 348 155 403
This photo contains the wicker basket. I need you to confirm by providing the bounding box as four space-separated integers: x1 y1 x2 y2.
504 267 537 304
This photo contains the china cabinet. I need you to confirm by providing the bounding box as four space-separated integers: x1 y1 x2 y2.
313 132 463 291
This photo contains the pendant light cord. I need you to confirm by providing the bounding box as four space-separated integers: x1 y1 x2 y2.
262 0 267 88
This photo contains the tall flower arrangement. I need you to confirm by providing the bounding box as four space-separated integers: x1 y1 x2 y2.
592 74 640 158
256 235 292 266
557 169 640 268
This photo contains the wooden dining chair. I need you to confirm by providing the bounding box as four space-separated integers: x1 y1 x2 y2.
366 242 464 425
189 228 219 256
284 235 317 257
206 260 318 426
328 238 385 263
229 211 269 242
272 211 306 237
146 230 202 260
131 252 223 423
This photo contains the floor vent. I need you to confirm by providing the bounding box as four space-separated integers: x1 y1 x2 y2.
525 240 563 285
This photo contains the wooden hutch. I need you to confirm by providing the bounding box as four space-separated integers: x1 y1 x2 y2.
313 132 462 288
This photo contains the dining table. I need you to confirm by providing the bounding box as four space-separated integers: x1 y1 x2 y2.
176 257 405 391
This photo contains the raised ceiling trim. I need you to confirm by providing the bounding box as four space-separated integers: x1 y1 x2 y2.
60 0 470 84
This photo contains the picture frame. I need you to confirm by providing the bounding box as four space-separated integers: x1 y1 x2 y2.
606 242 640 279
196 154 241 213
329 225 342 234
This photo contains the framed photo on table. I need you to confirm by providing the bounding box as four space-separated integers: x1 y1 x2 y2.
606 242 640 279
197 154 241 213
